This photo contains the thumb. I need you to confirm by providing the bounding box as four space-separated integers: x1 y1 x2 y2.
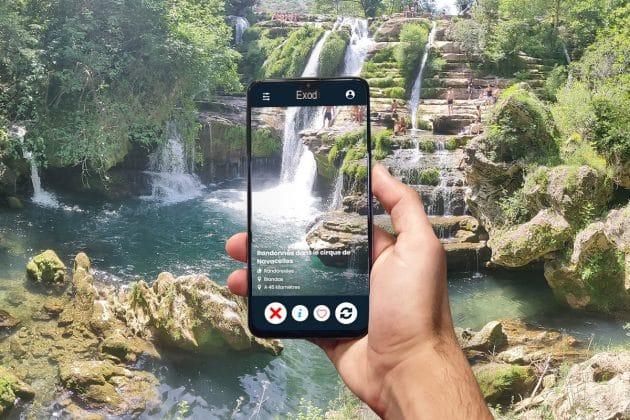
371 163 434 238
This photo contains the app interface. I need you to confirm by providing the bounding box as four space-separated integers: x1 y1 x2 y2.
249 81 369 333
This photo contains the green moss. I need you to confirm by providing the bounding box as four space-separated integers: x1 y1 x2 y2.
410 168 440 186
327 129 365 163
419 139 436 153
372 46 396 63
383 86 406 99
262 25 325 78
368 77 397 88
475 365 535 405
0 379 16 414
395 21 430 91
372 129 393 160
445 137 458 151
318 31 349 78
580 249 626 313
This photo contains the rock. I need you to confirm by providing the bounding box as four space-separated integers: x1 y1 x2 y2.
489 210 572 267
123 273 282 356
43 297 65 316
59 360 159 416
542 374 556 389
544 206 630 313
611 154 630 188
73 252 91 272
431 114 476 135
99 331 160 364
6 196 23 209
462 321 507 352
443 242 491 272
0 366 35 415
305 211 369 267
523 165 612 224
26 250 67 285
552 352 630 419
497 346 531 365
473 363 536 405
0 309 20 329
374 17 425 41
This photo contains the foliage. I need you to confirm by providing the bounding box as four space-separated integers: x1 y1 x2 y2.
413 168 440 186
542 65 568 101
372 129 392 160
328 128 366 163
318 31 349 78
415 118 432 131
368 77 402 88
238 27 284 83
382 87 406 99
395 22 430 91
419 139 436 153
372 46 396 63
450 18 484 59
484 84 560 164
262 25 325 78
0 0 240 175
445 137 459 151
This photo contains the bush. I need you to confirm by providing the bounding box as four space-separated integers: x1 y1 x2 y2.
372 46 396 63
383 86 406 99
591 81 630 163
542 65 568 101
327 128 365 163
263 26 324 78
484 84 560 164
445 137 458 151
419 139 436 153
415 168 440 186
369 77 396 88
395 22 430 91
318 31 349 78
415 118 432 131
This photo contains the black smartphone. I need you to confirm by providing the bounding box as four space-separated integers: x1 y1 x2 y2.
247 77 371 338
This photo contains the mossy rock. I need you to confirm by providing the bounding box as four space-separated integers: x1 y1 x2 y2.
25 250 67 285
473 363 536 405
0 366 35 416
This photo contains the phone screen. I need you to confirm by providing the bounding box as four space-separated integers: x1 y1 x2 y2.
247 78 371 337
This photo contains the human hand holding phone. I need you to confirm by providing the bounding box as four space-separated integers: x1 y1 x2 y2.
226 164 491 418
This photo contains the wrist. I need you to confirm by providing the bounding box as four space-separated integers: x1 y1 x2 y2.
380 335 490 419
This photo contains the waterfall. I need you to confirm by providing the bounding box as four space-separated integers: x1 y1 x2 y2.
143 122 203 204
279 29 332 186
409 22 437 130
340 18 372 76
229 16 249 45
9 125 59 207
329 173 344 210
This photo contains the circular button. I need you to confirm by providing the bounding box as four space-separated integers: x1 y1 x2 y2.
313 305 331 322
335 302 358 325
264 302 287 325
345 89 356 100
291 305 309 322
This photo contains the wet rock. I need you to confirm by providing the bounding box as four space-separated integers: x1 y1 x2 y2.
473 363 536 405
306 211 369 267
497 346 531 365
99 331 160 364
431 114 475 135
489 210 571 267
122 273 282 356
443 242 491 272
462 321 507 352
73 252 91 272
26 250 67 285
59 360 159 416
6 196 23 210
0 309 20 329
0 366 35 415
544 207 630 313
551 352 630 419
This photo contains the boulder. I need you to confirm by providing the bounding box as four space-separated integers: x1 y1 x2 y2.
552 352 630 419
123 273 282 355
611 154 630 189
489 210 572 268
523 165 612 225
442 242 491 272
497 346 531 365
374 17 426 42
0 309 20 329
473 363 536 405
0 366 35 415
99 331 160 364
306 211 369 267
25 250 67 285
6 196 23 210
431 114 476 135
544 207 629 313
462 321 507 352
59 360 159 416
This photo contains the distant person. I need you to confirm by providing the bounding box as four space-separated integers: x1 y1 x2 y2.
446 88 454 116
225 164 492 419
484 85 493 106
473 104 482 135
492 87 500 104
323 105 334 128
467 78 473 100
352 106 364 123
394 115 407 135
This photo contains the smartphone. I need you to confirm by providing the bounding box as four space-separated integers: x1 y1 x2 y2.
247 77 371 338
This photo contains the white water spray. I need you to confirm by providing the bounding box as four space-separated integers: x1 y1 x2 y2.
144 122 203 204
10 125 59 207
229 16 249 44
340 18 372 76
409 22 437 130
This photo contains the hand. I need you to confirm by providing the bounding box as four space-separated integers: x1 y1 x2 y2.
226 164 490 419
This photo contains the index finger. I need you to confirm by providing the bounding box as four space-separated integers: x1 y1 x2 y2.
226 232 247 263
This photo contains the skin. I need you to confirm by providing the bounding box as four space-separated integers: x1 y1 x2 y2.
226 164 491 419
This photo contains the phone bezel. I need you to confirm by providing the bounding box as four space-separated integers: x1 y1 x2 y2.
246 77 372 339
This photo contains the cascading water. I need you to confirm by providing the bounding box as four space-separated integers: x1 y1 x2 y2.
409 22 437 130
340 18 372 76
10 125 59 207
329 174 344 210
144 122 203 204
229 16 249 44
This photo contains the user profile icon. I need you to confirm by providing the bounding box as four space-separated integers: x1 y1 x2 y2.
345 89 356 100
291 305 309 322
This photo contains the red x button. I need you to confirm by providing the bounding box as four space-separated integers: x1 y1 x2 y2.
264 302 287 325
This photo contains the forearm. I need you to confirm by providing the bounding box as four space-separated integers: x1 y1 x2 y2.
381 338 491 419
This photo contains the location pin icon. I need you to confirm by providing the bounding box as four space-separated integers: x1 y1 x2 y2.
257 284 262 290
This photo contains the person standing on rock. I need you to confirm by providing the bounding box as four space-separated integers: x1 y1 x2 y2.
446 88 454 116
323 105 334 128
484 85 493 106
225 164 492 419
467 78 474 100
